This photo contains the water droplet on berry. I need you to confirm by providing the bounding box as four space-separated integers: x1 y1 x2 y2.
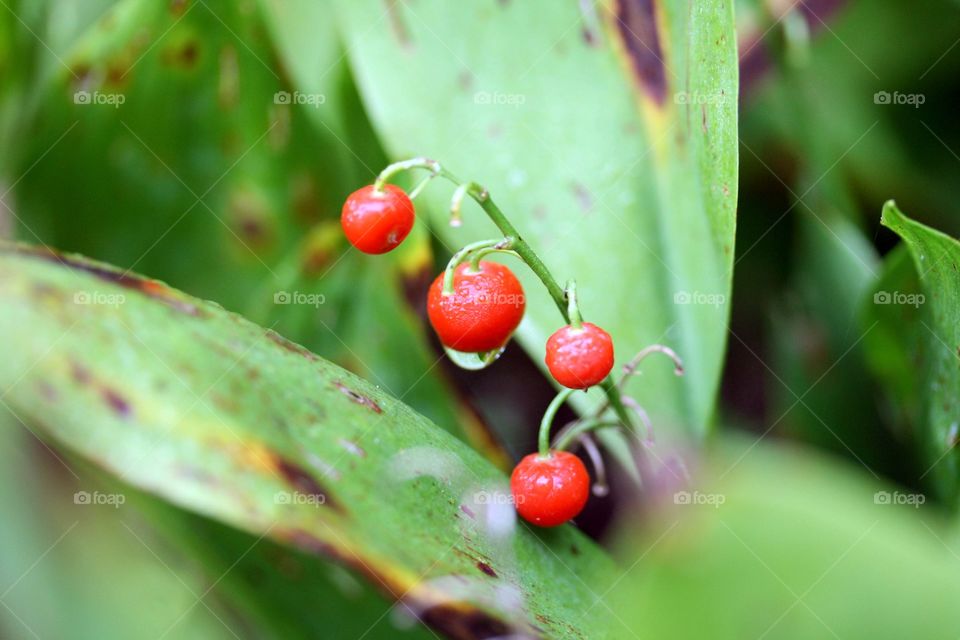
442 345 506 370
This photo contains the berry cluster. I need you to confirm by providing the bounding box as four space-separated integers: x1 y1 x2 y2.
341 159 681 528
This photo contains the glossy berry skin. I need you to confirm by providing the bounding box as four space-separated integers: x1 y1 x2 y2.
341 184 415 254
511 451 590 527
545 322 614 389
427 261 525 353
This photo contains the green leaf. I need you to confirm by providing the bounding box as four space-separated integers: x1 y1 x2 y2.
878 201 960 503
607 436 960 638
0 243 616 639
331 0 739 436
0 420 232 640
768 207 894 471
4 0 500 458
861 244 925 440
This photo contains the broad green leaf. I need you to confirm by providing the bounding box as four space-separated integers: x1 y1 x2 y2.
879 202 960 503
608 436 960 639
3 0 501 457
0 416 231 640
331 0 739 436
0 243 616 639
112 473 433 640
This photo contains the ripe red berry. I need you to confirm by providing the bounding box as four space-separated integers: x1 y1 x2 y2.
510 451 590 527
341 184 415 254
427 260 525 353
545 322 614 389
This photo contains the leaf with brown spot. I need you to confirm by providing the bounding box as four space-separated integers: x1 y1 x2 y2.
0 244 617 639
332 0 739 449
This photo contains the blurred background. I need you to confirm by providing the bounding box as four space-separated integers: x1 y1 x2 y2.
2 0 960 638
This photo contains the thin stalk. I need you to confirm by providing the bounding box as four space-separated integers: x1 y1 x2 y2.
553 418 622 452
373 158 643 462
538 389 575 457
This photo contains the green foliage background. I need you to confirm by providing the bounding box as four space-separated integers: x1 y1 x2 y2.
2 0 960 638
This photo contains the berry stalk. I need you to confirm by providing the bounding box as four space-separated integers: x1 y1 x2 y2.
538 388 575 457
375 158 645 473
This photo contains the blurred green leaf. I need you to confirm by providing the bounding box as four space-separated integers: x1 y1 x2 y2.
331 0 739 438
878 201 960 503
0 243 615 639
0 417 232 640
608 437 960 639
769 206 893 470
861 244 924 441
3 0 500 457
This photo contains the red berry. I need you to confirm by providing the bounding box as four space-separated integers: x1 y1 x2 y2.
545 322 614 389
510 451 590 527
427 261 525 353
341 184 415 254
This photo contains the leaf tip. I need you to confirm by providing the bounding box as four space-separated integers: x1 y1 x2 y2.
880 199 903 229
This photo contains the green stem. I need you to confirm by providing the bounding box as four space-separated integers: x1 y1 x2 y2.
539 389 575 457
442 175 569 314
373 158 441 193
377 158 642 465
565 280 583 329
442 238 512 294
554 418 622 452
468 247 521 270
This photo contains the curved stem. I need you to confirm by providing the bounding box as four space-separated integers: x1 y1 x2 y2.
468 247 521 270
377 159 643 456
619 344 685 389
553 418 622 452
565 280 583 329
442 238 508 294
538 389 575 457
373 157 440 193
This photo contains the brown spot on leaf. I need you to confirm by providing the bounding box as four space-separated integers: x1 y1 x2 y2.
476 561 498 578
8 244 202 315
613 0 668 105
36 381 58 402
571 182 594 213
420 604 522 640
266 330 319 361
101 387 131 418
333 381 382 414
162 39 200 69
70 361 92 385
385 0 413 50
275 458 341 513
